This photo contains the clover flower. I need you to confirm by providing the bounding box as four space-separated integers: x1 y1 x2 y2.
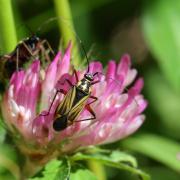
1 43 147 164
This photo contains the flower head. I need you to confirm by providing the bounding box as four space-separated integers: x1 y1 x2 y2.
1 43 147 164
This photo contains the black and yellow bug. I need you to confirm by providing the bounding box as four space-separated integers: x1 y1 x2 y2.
52 70 99 131
42 44 100 131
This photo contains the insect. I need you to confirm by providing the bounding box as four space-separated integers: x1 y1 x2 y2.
53 71 99 131
0 35 54 79
41 44 100 131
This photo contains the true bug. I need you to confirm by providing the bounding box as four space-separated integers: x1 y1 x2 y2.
53 71 99 131
41 44 100 131
0 35 54 78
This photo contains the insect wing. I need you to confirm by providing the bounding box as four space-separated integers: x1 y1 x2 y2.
56 86 76 115
67 90 89 122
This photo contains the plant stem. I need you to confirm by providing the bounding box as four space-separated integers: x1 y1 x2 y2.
0 0 17 53
0 153 20 180
22 158 42 179
53 0 81 68
87 160 107 180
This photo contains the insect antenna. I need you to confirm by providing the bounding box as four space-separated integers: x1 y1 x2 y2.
78 39 90 73
34 17 92 72
92 71 139 107
36 17 59 35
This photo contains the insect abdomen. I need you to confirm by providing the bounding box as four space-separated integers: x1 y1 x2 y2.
53 115 68 131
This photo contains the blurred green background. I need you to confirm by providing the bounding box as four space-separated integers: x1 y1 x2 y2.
1 0 180 179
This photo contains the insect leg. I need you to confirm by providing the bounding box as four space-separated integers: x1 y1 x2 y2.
41 76 73 116
22 42 36 59
74 96 98 122
74 104 96 122
38 44 50 65
58 78 74 88
41 39 55 56
88 95 98 105
38 40 51 63
3 55 11 59
91 80 100 85
40 89 67 117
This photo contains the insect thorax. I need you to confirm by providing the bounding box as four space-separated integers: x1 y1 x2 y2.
77 78 91 94
25 36 40 51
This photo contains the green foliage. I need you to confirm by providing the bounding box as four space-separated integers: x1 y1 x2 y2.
122 133 180 172
141 0 180 91
29 159 98 180
71 150 150 180
29 159 70 180
29 149 149 180
71 169 97 180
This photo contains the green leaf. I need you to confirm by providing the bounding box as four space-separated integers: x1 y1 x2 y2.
71 150 150 180
141 0 180 90
122 133 180 172
109 150 137 167
29 159 70 180
71 169 97 180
